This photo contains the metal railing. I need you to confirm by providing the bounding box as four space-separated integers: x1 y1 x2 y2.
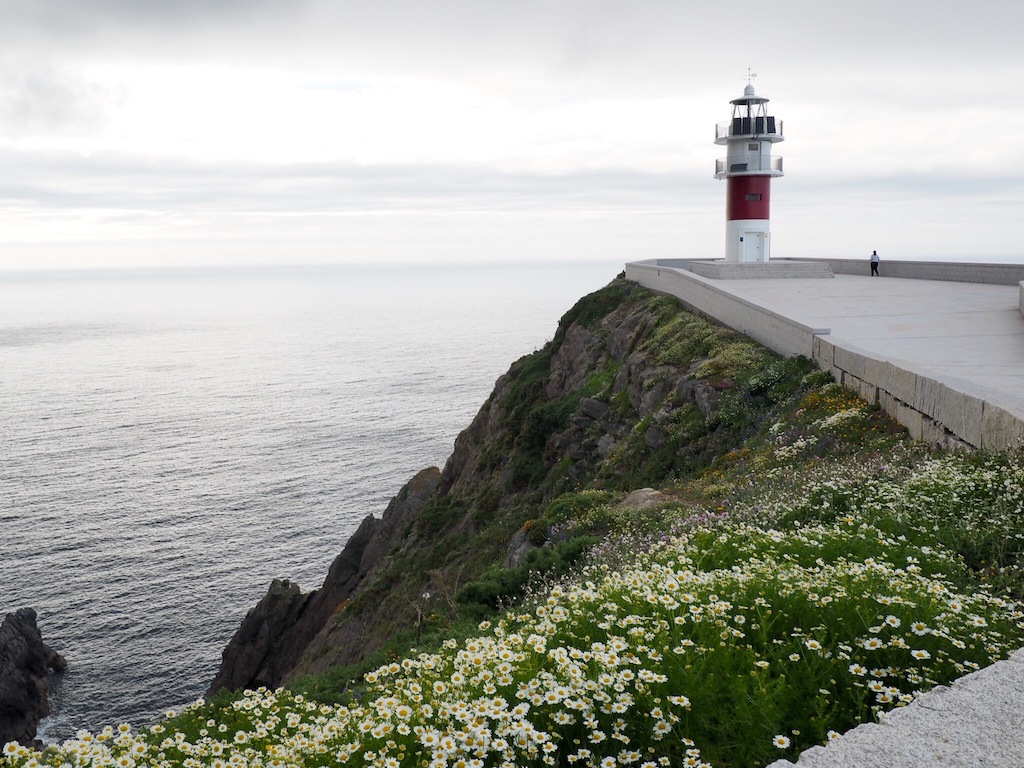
715 117 784 141
715 156 783 177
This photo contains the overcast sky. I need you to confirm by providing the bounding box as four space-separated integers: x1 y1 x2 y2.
1 0 1022 271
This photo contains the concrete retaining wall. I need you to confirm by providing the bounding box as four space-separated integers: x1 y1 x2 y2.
625 259 1024 451
687 261 834 280
812 337 1024 450
777 257 1024 286
624 260 829 358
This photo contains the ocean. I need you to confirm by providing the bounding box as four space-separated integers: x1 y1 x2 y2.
0 261 620 741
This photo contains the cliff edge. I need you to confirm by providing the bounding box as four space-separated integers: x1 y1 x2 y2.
0 608 67 746
208 466 441 695
210 278 815 693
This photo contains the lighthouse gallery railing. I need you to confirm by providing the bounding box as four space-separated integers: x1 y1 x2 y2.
715 156 783 177
715 117 784 141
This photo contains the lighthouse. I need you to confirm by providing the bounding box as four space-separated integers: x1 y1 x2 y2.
714 83 784 262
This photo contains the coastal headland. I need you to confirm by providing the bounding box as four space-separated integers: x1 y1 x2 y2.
6 266 1023 766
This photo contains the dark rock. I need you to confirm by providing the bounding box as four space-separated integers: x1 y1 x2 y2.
605 420 631 439
677 379 722 418
693 384 722 417
644 424 668 449
545 324 598 399
580 398 609 420
0 608 66 746
547 301 657 400
209 467 442 694
288 465 443 679
597 434 617 456
503 530 534 568
552 434 573 453
612 364 631 394
607 313 653 360
206 579 311 695
640 381 669 416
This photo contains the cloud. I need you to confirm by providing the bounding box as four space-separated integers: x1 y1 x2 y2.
0 148 694 214
0 60 125 137
0 0 300 38
8 1 1015 89
1 0 1023 269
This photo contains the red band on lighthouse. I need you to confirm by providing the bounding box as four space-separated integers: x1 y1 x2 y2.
726 176 771 221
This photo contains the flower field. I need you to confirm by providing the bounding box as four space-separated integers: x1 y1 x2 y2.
6 444 1023 768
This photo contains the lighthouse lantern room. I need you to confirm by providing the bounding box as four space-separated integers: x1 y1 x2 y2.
714 83 784 262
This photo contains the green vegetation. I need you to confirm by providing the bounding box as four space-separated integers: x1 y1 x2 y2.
555 280 647 336
454 533 600 617
6 281 1023 768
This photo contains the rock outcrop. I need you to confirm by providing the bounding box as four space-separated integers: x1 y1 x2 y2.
209 466 441 694
0 608 67 746
434 284 673 501
206 579 311 694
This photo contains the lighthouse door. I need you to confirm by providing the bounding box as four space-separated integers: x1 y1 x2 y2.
743 232 767 262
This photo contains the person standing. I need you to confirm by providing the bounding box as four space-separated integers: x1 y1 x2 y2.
870 250 880 276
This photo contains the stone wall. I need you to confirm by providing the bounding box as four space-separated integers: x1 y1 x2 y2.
776 257 1024 286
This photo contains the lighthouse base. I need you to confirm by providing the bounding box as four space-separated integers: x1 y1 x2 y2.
687 260 834 280
725 220 770 263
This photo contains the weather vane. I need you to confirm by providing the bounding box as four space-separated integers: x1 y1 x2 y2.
746 67 757 85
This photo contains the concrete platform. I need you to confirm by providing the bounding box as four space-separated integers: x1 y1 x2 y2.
718 273 1024 422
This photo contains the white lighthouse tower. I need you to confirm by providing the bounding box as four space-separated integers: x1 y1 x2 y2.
714 82 784 262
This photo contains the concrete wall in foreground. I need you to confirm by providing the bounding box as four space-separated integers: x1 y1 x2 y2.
767 648 1024 768
625 260 1024 451
777 257 1024 286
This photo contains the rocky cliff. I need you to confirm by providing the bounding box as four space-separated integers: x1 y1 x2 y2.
0 608 67 746
208 467 441 694
211 278 813 693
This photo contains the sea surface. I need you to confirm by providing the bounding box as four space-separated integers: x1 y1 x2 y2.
0 261 620 741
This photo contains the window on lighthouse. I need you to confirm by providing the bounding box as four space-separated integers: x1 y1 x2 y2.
745 193 762 201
